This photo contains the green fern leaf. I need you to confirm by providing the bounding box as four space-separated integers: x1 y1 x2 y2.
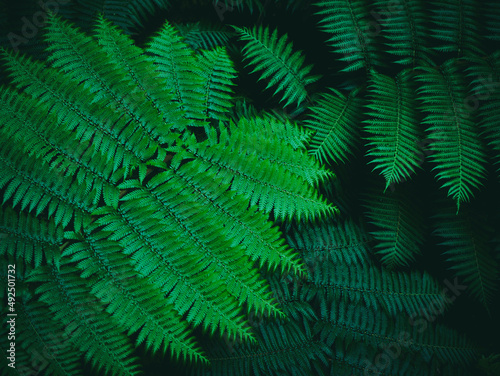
417 58 487 209
466 51 500 180
0 86 121 208
430 0 484 56
315 0 382 72
196 46 237 121
0 206 62 268
29 264 142 376
0 49 148 179
287 217 446 318
146 20 207 122
64 228 208 363
0 140 95 230
363 185 425 268
234 25 320 107
304 87 363 165
171 122 336 222
95 15 189 132
375 0 433 66
364 69 423 188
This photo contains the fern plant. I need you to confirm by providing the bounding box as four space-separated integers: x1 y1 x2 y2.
0 13 334 375
2 1 500 375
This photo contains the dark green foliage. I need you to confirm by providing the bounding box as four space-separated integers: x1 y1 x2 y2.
434 201 499 313
417 59 487 209
234 25 320 107
304 88 363 165
1 1 500 375
175 23 234 51
374 0 433 66
364 184 425 268
315 0 383 72
429 0 484 56
364 69 423 188
0 13 330 375
66 0 171 35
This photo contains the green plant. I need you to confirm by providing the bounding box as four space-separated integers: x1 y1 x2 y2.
0 14 333 374
1 1 500 375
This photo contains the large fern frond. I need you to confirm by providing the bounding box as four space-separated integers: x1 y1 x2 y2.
304 87 363 165
64 228 207 363
94 15 189 130
234 25 320 107
287 217 445 318
171 122 336 222
0 49 149 179
146 20 206 122
364 69 423 189
0 134 95 230
287 216 479 373
417 58 487 209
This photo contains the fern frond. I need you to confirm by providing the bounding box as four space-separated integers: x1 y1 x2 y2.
166 159 306 277
318 301 478 366
236 111 312 150
198 319 330 376
176 22 234 50
0 49 148 179
0 86 121 208
92 172 285 343
363 185 425 268
430 0 484 56
64 228 208 363
0 139 95 230
44 14 175 159
95 15 188 132
434 202 499 312
417 59 487 209
230 116 332 186
234 25 320 107
315 0 382 72
364 69 423 188
196 46 237 121
466 51 500 180
287 217 446 318
0 206 62 268
304 87 363 165
146 20 207 122
0 295 84 376
29 264 142 376
172 123 336 222
484 2 500 40
375 0 433 66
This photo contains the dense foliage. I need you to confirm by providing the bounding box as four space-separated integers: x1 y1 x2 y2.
1 1 499 375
